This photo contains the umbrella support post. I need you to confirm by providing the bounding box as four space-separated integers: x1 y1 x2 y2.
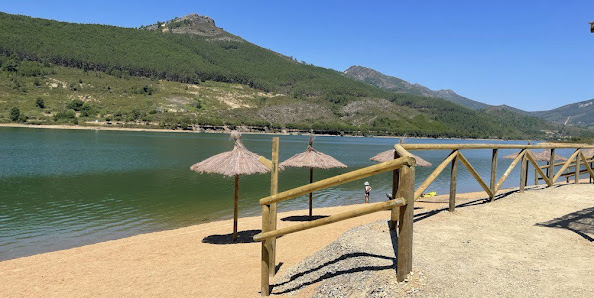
309 168 313 220
233 175 239 242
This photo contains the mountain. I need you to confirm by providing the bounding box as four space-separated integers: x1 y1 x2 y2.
484 104 531 115
0 12 583 140
487 100 594 129
532 99 594 128
143 14 241 41
344 66 490 110
343 65 594 133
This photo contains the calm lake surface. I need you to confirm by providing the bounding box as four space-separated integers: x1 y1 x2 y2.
0 127 570 260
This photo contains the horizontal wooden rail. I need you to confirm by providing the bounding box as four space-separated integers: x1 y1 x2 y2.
552 169 591 179
253 198 406 241
539 158 594 169
401 144 594 150
259 156 415 205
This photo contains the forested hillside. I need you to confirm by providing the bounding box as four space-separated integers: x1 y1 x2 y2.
0 12 583 140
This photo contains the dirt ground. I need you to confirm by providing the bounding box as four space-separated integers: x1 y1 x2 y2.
0 184 592 297
274 184 594 297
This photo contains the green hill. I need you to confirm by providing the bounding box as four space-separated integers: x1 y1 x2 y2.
531 99 594 129
0 12 581 140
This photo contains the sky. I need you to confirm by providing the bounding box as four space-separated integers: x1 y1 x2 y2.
2 0 594 111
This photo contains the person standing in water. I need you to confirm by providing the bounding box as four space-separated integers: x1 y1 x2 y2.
364 181 372 203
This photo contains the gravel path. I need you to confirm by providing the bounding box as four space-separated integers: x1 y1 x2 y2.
273 184 594 297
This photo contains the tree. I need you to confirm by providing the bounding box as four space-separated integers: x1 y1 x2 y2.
36 98 45 109
10 107 20 122
66 99 84 111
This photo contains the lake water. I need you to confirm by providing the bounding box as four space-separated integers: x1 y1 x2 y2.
0 127 573 260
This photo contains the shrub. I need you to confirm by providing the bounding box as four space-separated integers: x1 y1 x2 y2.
54 109 76 122
35 98 45 109
10 107 20 122
79 103 96 117
66 99 84 111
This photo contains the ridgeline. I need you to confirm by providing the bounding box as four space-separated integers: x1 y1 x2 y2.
0 12 588 140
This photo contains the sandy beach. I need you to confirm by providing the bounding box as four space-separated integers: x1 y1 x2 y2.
0 183 592 297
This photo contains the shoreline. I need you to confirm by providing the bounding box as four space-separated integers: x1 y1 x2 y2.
1 183 592 297
0 183 558 262
0 123 530 142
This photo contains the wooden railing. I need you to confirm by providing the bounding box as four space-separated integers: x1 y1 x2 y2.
253 141 594 296
401 144 594 212
254 141 417 296
536 157 594 184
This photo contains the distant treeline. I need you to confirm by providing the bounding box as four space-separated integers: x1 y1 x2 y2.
0 12 579 140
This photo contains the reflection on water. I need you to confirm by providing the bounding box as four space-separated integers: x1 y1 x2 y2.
0 127 571 260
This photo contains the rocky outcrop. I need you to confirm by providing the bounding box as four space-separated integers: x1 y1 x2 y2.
144 13 242 42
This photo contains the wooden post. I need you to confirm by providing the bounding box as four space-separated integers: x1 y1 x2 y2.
269 137 279 277
575 150 580 184
309 168 313 220
390 150 400 230
449 150 458 212
520 154 527 193
534 167 538 185
525 155 530 187
489 149 498 201
261 204 271 296
397 165 415 281
233 175 239 241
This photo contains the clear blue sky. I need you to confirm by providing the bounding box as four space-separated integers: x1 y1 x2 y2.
2 0 594 111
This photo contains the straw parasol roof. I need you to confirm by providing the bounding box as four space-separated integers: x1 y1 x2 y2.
503 150 528 160
531 150 567 162
190 131 270 177
504 149 567 162
369 149 432 167
190 131 269 241
280 136 346 219
280 137 347 169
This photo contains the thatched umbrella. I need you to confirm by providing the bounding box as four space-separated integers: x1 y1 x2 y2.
280 136 346 220
531 150 567 162
504 150 566 161
190 131 270 241
369 149 432 167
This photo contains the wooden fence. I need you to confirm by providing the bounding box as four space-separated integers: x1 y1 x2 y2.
253 141 594 296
